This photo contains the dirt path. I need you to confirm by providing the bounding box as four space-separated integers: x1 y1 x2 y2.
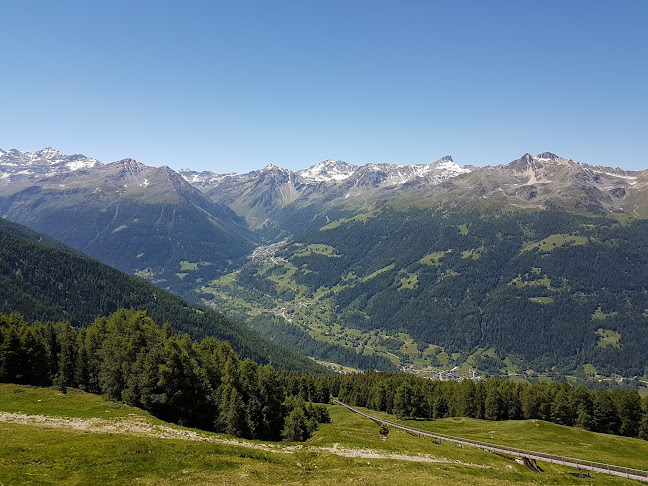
0 412 485 468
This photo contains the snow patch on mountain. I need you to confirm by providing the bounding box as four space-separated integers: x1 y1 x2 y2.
178 169 241 187
66 159 98 171
296 156 470 186
297 160 356 183
0 147 101 182
433 159 471 177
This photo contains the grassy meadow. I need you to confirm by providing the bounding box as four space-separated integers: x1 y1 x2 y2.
0 384 644 485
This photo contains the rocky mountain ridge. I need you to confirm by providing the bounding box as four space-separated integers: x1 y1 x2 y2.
0 147 257 290
0 147 100 185
178 156 474 231
2 146 644 232
427 152 648 214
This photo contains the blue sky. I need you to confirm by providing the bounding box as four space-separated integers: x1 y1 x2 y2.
1 0 646 173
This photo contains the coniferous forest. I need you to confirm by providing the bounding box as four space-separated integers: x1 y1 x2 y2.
327 371 648 440
0 310 331 441
223 208 648 376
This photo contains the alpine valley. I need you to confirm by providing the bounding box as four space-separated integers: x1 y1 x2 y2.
2 147 648 387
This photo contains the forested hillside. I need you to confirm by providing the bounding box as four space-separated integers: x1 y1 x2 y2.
0 219 322 373
0 310 330 441
201 207 648 377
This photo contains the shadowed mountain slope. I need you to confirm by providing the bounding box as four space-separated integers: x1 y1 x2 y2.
0 218 323 373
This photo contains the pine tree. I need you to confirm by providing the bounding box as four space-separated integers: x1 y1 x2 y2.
0 326 23 382
54 322 77 393
616 390 642 437
257 366 285 441
282 406 309 442
455 379 478 418
433 395 449 419
552 389 575 426
393 382 413 419
42 322 60 382
592 390 621 435
84 317 107 393
74 329 90 390
21 327 49 386
639 410 648 441
217 385 250 437
484 380 504 421
371 383 388 412
570 385 594 429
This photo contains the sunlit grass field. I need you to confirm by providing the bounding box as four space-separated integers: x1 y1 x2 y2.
357 405 648 471
0 384 642 485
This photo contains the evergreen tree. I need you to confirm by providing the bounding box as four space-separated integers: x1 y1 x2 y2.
282 406 311 442
592 390 621 435
372 383 388 411
639 410 648 441
0 326 23 383
433 395 449 419
571 385 594 430
217 385 250 437
393 381 413 419
257 366 285 441
74 329 90 390
552 388 575 426
484 380 504 421
42 322 60 382
615 390 643 437
21 327 49 386
53 323 77 393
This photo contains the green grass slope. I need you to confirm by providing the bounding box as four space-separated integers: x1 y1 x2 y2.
0 218 322 373
360 406 648 472
1 384 641 485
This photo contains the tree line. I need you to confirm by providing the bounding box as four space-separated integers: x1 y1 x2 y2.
328 372 648 440
0 310 330 442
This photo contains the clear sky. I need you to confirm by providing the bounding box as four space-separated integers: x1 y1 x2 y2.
1 0 646 173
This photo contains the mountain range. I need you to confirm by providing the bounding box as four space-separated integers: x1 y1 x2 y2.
178 155 471 233
3 148 640 229
179 151 646 231
2 146 648 380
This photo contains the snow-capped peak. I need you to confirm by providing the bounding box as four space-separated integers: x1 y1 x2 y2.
0 147 101 182
295 156 470 186
263 163 289 172
431 156 470 177
297 160 357 183
533 152 574 164
36 147 64 158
